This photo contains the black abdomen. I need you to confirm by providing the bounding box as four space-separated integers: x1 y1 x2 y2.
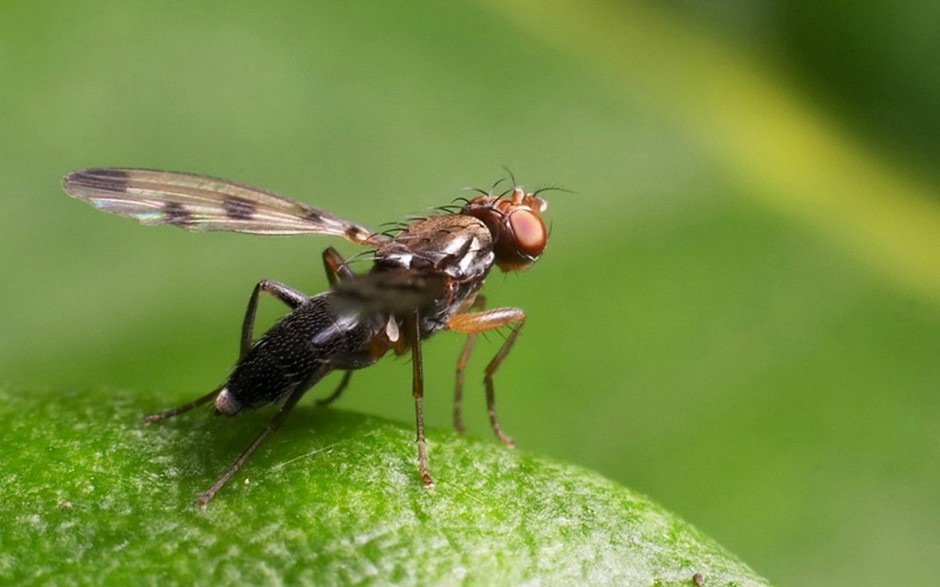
220 293 379 413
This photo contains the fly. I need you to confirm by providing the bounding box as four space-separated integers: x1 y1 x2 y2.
61 168 550 506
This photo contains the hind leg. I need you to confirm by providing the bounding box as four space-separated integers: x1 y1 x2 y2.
144 279 306 424
196 379 311 507
143 384 225 424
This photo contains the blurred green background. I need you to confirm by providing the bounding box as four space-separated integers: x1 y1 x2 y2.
2 1 938 585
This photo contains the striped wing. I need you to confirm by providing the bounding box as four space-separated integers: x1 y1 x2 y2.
62 168 388 246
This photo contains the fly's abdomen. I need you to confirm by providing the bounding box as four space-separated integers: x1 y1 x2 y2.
216 293 378 414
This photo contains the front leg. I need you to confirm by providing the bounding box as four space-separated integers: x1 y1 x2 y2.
446 307 525 448
453 295 486 434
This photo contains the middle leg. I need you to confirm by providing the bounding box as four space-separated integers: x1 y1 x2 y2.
406 311 434 487
453 295 486 434
317 247 356 403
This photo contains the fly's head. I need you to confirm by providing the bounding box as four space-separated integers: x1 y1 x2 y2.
461 187 548 272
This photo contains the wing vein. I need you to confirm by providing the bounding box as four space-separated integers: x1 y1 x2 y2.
62 168 390 245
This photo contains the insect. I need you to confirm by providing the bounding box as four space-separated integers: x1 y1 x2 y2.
62 168 550 506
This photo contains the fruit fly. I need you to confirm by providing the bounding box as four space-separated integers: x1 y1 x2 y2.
62 168 549 506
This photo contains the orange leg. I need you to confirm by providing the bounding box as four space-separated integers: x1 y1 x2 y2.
452 295 486 434
446 307 525 448
453 334 476 433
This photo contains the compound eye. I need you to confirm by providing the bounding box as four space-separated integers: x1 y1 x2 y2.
509 208 547 257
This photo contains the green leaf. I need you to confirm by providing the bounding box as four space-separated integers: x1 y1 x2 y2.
1 386 770 586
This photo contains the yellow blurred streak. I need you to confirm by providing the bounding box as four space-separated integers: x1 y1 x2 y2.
484 0 940 305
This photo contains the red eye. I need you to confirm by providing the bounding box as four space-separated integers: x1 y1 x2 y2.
461 193 549 271
509 209 546 257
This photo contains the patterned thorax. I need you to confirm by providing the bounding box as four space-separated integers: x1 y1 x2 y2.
374 214 495 334
374 215 495 282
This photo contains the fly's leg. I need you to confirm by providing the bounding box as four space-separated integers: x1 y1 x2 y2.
453 295 486 434
143 385 224 424
246 248 359 357
406 312 434 488
453 335 476 434
196 380 310 507
322 246 355 286
315 247 356 405
316 370 352 406
447 308 526 448
144 279 306 425
240 280 307 358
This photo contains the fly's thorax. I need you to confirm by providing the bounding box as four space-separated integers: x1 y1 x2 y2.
372 215 494 337
374 215 495 282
